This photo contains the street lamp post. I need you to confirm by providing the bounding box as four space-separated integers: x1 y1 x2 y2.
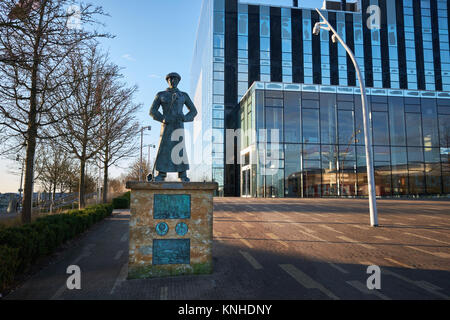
313 8 378 227
140 126 152 181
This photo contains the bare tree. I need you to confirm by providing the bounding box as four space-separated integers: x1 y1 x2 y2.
125 158 151 182
35 142 75 204
0 0 110 223
97 78 141 203
54 46 115 208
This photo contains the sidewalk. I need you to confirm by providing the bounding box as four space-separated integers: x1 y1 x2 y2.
4 199 450 300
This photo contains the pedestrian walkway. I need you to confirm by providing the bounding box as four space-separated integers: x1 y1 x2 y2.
4 199 450 300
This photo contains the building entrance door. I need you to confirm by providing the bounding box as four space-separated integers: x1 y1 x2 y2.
242 168 251 197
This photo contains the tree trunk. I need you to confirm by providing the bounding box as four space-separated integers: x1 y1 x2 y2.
21 130 37 224
102 162 108 204
79 159 86 209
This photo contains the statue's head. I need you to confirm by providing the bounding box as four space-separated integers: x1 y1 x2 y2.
166 72 181 89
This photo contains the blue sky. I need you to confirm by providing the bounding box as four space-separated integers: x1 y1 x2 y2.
0 0 324 193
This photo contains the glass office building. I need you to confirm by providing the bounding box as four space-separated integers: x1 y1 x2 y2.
191 0 450 197
240 82 450 198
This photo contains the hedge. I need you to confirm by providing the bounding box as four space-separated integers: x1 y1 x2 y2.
112 191 130 209
0 203 113 293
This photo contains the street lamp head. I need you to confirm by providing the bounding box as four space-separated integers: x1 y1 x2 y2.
313 22 321 36
331 33 338 44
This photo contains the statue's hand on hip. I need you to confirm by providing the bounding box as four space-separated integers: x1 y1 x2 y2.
163 114 184 124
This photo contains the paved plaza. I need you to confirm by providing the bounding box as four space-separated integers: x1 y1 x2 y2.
4 198 450 300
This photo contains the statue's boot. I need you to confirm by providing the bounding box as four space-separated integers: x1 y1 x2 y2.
155 172 167 182
179 171 190 182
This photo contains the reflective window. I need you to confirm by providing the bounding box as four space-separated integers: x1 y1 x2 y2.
284 92 301 143
302 109 320 143
338 110 355 145
372 112 390 145
388 97 406 146
405 113 423 146
320 94 337 144
285 144 302 197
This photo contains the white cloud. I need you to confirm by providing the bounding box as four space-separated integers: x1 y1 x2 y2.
122 54 136 62
148 74 161 79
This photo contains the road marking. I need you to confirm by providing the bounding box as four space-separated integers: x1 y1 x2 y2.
266 233 289 248
318 224 344 234
275 212 291 220
120 233 128 243
236 216 254 229
114 250 124 261
346 281 391 300
160 287 168 300
384 257 413 269
383 269 449 300
350 225 368 231
374 236 391 241
418 214 440 220
403 232 450 245
327 263 349 274
425 229 449 236
297 225 317 234
110 262 128 295
296 229 326 242
405 246 450 259
231 233 253 248
338 236 375 250
280 264 340 300
239 250 263 270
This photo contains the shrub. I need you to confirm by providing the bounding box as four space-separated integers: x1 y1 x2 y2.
0 203 113 293
112 192 130 209
0 246 20 292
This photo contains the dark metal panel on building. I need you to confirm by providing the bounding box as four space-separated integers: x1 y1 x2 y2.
361 0 373 88
270 6 282 82
395 0 407 89
378 0 391 89
225 0 239 196
291 8 304 83
328 11 339 85
431 0 443 91
413 0 425 90
248 5 260 87
311 10 321 84
345 12 356 86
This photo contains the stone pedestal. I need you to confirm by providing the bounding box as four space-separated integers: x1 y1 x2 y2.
125 182 218 279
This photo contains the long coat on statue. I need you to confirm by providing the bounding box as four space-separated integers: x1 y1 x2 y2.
150 88 198 173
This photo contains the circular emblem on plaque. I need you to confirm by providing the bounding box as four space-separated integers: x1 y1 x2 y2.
175 222 188 236
156 222 169 236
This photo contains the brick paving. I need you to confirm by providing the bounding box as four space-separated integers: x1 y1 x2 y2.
4 198 450 300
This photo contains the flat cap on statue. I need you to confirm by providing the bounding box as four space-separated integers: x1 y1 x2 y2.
165 72 181 81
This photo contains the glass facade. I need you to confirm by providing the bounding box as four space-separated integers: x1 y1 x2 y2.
240 83 450 198
191 0 450 197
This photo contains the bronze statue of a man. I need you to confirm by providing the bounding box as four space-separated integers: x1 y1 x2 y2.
150 72 198 182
